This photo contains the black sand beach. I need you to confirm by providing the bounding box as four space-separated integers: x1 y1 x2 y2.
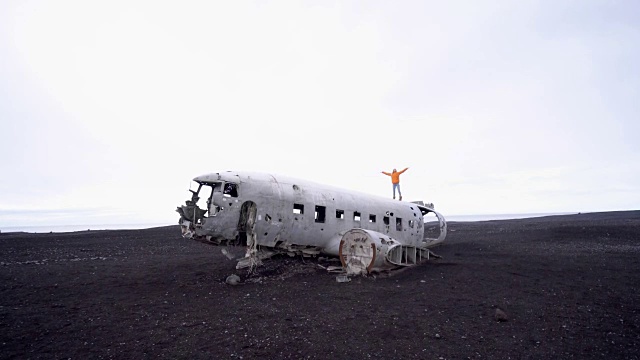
1 211 639 359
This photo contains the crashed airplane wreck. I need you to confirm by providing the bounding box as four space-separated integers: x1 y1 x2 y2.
176 171 447 276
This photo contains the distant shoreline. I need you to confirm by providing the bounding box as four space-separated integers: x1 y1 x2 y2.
444 212 575 222
0 223 173 234
2 210 637 233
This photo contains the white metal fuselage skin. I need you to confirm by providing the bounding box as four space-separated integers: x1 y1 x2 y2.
177 171 446 270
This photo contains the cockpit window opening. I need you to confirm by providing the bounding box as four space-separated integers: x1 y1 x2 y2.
369 214 376 223
315 206 326 223
202 182 224 217
189 180 202 194
185 182 213 223
383 216 390 225
336 209 344 219
293 203 304 215
408 220 415 228
223 182 238 197
353 211 361 222
194 183 213 204
396 217 403 231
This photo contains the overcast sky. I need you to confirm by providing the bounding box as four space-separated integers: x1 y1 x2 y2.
1 0 639 228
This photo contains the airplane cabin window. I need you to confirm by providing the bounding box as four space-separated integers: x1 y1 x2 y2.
383 216 390 225
315 206 326 223
336 209 345 219
354 211 361 222
293 203 304 215
396 218 403 231
369 214 376 223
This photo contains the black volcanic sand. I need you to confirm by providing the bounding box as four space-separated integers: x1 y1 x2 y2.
1 211 639 359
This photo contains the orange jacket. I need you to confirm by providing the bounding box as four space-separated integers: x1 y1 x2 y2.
382 167 408 184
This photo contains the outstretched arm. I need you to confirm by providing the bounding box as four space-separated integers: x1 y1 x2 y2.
398 167 409 175
381 171 391 176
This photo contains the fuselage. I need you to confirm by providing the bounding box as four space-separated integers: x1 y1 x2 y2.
177 171 446 256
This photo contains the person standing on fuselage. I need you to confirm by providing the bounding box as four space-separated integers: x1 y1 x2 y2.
381 167 409 201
